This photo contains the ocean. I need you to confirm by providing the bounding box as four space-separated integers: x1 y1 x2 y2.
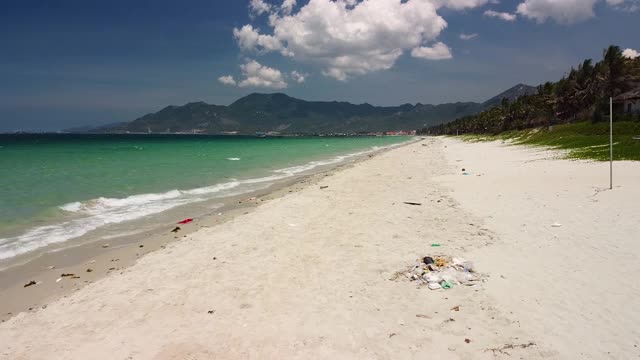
0 134 410 262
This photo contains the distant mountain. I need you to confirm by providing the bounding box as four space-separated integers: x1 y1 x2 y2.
65 121 128 133
94 85 534 134
482 84 538 109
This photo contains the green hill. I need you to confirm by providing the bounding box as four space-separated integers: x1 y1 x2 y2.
99 93 500 135
482 84 537 109
421 45 640 136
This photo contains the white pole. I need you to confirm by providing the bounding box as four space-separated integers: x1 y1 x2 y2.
610 97 613 190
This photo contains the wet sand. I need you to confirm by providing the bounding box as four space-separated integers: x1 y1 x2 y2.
0 148 395 323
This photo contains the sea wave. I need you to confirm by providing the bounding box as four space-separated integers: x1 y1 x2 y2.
0 141 408 260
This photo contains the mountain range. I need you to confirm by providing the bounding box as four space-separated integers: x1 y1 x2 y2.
89 84 537 135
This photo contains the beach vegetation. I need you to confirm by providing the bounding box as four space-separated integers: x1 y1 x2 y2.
420 45 640 143
460 121 640 161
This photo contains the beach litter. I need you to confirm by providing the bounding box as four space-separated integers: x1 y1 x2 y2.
171 226 181 233
486 342 536 355
177 218 193 225
551 222 563 227
403 202 422 206
392 255 483 290
24 281 37 288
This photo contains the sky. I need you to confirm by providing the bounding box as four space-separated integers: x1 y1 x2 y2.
0 0 639 132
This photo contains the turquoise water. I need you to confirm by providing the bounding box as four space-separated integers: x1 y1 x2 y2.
0 134 409 260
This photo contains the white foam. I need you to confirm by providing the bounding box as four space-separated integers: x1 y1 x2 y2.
0 182 242 260
226 157 241 161
0 139 410 260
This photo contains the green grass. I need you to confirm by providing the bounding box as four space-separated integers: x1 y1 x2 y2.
456 121 640 161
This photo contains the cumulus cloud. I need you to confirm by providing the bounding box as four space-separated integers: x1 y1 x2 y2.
218 75 237 86
220 60 288 89
233 25 288 54
459 32 479 40
238 60 287 89
411 42 453 60
231 0 491 80
281 0 297 14
483 9 517 21
290 70 306 83
622 48 640 59
250 0 272 15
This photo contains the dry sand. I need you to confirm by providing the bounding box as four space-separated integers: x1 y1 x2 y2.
1 137 638 359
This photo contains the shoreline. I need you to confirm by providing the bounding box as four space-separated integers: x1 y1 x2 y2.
0 139 417 322
1 137 638 359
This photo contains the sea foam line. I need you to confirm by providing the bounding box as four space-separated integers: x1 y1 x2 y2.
0 141 408 260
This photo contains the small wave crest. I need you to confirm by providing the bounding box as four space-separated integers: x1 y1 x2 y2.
0 181 242 260
0 140 409 260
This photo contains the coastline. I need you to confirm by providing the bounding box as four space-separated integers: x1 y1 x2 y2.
1 137 638 359
0 139 416 322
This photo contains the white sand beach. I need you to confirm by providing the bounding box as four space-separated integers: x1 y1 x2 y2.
1 138 639 359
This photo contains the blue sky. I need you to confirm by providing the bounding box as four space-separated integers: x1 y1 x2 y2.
0 0 638 132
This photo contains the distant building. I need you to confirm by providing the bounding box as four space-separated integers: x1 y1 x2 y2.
614 88 640 113
384 130 415 136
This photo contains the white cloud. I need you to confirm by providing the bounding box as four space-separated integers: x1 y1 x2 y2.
238 60 287 89
233 25 288 54
218 75 237 86
281 0 297 14
431 0 490 10
290 70 306 83
516 0 598 24
622 48 640 59
514 0 638 24
483 9 517 21
232 0 492 80
459 32 479 40
220 60 287 89
606 0 640 11
411 42 453 60
250 0 272 15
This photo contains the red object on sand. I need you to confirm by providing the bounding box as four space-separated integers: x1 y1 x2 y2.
177 218 193 224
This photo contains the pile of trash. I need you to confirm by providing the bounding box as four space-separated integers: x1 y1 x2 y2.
393 255 484 290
